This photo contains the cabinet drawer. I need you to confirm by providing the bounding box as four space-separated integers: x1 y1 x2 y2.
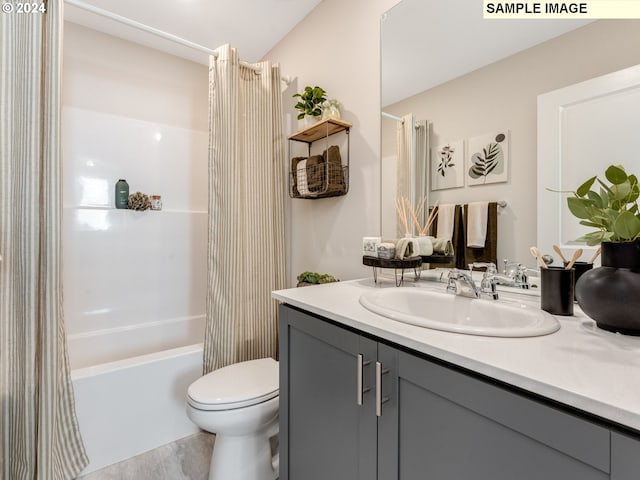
399 351 610 474
612 432 640 479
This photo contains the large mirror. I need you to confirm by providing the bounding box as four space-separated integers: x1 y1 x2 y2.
381 1 640 269
537 64 640 255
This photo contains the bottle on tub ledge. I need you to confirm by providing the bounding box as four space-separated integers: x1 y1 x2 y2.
115 179 129 209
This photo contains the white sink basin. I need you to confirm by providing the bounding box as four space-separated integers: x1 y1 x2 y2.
359 288 560 337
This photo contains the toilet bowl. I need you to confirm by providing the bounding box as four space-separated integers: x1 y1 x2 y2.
186 358 279 480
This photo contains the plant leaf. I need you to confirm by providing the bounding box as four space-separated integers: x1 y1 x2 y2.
613 210 640 241
576 175 597 197
597 179 614 197
610 180 632 202
605 165 628 185
586 191 604 208
599 188 609 208
576 231 612 246
579 220 606 228
567 197 594 219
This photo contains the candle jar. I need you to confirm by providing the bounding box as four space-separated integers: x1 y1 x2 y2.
150 195 162 210
321 99 341 120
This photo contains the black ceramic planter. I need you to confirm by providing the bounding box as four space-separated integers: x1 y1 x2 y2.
575 241 640 335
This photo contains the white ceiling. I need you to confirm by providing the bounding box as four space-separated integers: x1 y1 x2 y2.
381 1 592 106
63 0 592 107
64 0 323 65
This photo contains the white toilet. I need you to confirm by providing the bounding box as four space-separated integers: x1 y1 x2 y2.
186 357 279 480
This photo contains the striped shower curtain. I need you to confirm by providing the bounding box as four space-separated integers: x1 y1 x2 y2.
0 1 89 479
414 120 429 227
204 45 286 373
396 113 414 236
396 115 430 233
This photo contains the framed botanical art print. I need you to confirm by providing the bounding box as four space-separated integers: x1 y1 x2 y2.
431 140 464 191
466 131 509 186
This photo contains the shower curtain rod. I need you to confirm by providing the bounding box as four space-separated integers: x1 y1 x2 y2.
381 111 404 123
63 0 291 82
64 0 218 56
381 111 422 129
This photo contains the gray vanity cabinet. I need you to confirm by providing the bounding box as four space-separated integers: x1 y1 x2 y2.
279 305 377 480
612 432 640 479
279 304 640 480
377 345 610 479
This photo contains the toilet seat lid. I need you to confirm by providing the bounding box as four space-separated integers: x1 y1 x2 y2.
187 358 278 410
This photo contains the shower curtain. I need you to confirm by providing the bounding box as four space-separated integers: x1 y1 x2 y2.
204 45 286 373
0 1 89 479
414 120 429 227
396 114 414 236
396 115 431 234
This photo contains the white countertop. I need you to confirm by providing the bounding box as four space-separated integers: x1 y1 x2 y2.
273 274 640 433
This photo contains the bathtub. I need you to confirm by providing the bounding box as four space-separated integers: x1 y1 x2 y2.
67 314 206 370
71 323 204 475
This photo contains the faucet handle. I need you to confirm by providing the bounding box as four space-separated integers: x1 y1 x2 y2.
479 270 499 300
446 269 460 293
447 268 461 279
515 264 531 290
469 262 497 274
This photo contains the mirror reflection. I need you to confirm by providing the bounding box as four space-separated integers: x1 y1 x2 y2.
381 0 640 271
537 64 640 255
380 112 429 239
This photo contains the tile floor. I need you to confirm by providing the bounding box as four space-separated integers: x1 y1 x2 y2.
77 432 214 480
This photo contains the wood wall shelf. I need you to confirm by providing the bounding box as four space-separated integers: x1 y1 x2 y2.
288 118 352 144
288 117 351 199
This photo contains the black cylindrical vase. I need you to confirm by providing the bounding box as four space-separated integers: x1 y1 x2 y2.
575 241 640 335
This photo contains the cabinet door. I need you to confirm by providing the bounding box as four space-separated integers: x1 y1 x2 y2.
612 431 640 479
378 345 611 480
279 305 377 480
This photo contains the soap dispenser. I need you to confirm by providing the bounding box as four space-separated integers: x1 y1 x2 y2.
115 179 129 209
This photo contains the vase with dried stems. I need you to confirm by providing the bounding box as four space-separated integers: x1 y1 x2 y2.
394 197 440 257
395 196 439 237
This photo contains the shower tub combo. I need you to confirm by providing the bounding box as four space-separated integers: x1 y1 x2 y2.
62 104 209 475
69 315 205 475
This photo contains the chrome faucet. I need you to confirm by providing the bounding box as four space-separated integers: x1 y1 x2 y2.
446 264 499 300
470 262 500 300
446 270 479 298
499 259 531 289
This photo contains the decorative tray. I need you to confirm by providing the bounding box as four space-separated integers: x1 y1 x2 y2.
420 254 454 264
362 256 423 287
362 256 422 269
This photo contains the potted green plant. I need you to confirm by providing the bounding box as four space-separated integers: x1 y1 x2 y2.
293 86 327 123
563 164 640 335
566 164 640 245
296 271 338 287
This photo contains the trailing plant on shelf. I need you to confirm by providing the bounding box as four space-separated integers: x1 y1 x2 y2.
293 86 327 120
562 164 640 246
